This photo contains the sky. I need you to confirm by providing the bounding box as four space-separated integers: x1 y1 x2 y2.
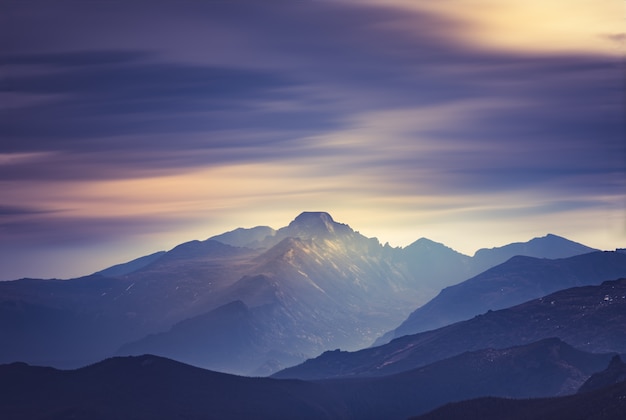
1 0 624 280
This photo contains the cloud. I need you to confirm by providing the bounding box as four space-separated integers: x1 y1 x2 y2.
0 0 623 278
361 0 624 55
0 205 59 216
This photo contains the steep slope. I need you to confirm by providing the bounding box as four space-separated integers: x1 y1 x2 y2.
379 251 626 343
273 278 626 380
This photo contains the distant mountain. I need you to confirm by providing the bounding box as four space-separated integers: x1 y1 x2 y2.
209 225 276 248
396 238 473 293
471 233 597 273
0 241 258 369
0 276 145 368
378 251 626 344
273 278 626 380
0 339 615 420
117 299 305 375
413 364 626 420
94 251 167 277
0 211 604 375
117 300 268 374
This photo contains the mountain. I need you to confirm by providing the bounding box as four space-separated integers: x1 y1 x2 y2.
321 338 614 420
412 381 626 420
0 355 349 420
209 225 276 248
0 212 423 374
471 233 597 273
377 251 626 344
0 211 605 375
413 356 626 420
577 355 626 394
0 339 615 420
117 300 272 375
395 238 473 294
0 241 259 369
117 297 307 376
273 278 626 380
94 251 167 277
115 218 426 375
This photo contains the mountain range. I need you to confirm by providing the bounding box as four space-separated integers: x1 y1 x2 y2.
273 277 626 380
2 211 625 417
376 250 626 345
0 338 619 420
1 212 607 375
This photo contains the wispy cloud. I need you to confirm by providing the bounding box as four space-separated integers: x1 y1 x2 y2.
0 0 623 279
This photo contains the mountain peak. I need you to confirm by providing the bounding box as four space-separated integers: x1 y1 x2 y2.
279 211 352 240
293 211 335 227
406 237 462 253
473 233 597 261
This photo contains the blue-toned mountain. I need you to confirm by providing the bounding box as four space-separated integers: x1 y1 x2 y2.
413 357 626 420
0 339 616 420
274 277 626 380
0 212 606 374
377 251 626 344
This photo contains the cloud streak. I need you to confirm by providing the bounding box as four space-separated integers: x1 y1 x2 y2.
0 0 623 279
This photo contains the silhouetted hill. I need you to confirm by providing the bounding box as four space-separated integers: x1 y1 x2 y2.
413 379 626 420
274 278 626 380
0 355 349 420
0 339 615 420
378 251 626 344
